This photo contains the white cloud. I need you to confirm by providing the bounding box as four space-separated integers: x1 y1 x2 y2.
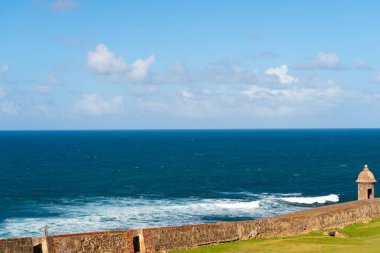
314 52 341 69
293 52 343 70
87 44 127 74
0 64 10 74
180 90 194 100
241 84 342 118
75 93 124 116
140 82 342 120
50 0 79 11
242 85 341 102
87 44 155 81
265 65 298 84
128 55 155 80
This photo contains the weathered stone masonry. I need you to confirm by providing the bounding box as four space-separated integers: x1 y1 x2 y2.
0 237 33 253
2 198 380 253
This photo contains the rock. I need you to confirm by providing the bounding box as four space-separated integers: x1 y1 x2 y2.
324 230 348 238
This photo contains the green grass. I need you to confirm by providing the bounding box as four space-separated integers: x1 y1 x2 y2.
171 218 380 253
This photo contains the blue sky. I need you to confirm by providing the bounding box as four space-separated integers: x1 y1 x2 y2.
1 0 380 129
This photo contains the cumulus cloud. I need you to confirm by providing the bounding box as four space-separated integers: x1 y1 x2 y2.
75 93 124 116
128 55 155 80
0 64 10 74
87 44 155 81
293 52 343 70
314 52 341 69
265 65 298 84
87 44 127 74
50 0 79 11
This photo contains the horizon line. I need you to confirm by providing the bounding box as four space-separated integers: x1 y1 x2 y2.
1 127 380 132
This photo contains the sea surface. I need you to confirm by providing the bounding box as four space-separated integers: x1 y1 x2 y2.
1 129 380 238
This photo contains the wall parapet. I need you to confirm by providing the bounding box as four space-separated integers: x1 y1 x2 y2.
0 237 33 253
2 199 380 253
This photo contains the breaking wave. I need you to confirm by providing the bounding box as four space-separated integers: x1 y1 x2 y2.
280 194 339 204
0 193 339 238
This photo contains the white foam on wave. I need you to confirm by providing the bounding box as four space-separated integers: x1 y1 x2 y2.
220 191 303 198
281 194 339 204
215 201 260 209
0 198 268 238
0 193 339 238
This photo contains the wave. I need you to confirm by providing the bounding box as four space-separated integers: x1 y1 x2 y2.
280 194 339 204
0 193 338 238
215 201 260 209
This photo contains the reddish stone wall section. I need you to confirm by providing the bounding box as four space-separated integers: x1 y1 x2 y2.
147 199 380 251
145 221 239 251
0 237 33 253
2 199 380 253
246 198 380 238
48 230 141 253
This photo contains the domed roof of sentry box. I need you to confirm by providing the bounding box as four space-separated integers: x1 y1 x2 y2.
356 165 377 183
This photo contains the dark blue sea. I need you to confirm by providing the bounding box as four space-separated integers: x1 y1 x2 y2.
1 129 379 238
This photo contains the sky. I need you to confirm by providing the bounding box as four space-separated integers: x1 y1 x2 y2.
1 0 380 130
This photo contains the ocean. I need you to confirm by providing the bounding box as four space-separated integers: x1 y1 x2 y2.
0 129 379 238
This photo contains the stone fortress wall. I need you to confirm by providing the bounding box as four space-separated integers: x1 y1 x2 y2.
2 198 380 253
1 165 377 252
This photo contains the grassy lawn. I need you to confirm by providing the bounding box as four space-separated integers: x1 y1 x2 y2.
170 218 380 253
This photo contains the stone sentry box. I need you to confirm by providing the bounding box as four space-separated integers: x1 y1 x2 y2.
356 164 376 200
